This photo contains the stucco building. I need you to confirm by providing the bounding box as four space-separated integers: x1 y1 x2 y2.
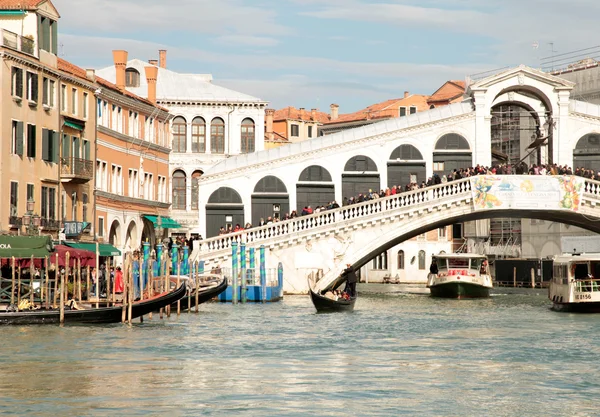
96 51 268 238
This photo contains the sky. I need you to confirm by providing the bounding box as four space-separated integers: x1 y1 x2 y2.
52 0 600 113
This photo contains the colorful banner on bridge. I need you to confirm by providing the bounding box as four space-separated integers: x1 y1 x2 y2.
470 175 584 212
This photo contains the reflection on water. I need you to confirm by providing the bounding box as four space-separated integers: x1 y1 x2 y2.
1 284 599 416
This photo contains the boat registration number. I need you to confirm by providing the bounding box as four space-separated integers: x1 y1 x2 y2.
576 294 592 300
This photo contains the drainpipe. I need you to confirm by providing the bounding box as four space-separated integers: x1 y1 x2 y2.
93 91 99 244
57 75 63 240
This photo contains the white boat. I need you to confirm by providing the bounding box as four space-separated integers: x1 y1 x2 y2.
549 254 600 312
427 253 493 299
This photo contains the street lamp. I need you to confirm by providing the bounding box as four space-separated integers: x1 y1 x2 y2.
22 197 41 236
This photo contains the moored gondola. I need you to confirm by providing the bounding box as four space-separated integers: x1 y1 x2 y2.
309 287 356 312
171 275 228 310
0 283 186 325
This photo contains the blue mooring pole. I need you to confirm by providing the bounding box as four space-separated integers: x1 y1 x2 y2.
260 245 266 303
249 247 256 301
240 242 247 303
155 243 163 277
232 242 238 304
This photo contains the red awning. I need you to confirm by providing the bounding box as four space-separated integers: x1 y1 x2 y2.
18 245 96 269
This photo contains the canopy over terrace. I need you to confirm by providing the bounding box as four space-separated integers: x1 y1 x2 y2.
18 245 97 268
0 236 53 259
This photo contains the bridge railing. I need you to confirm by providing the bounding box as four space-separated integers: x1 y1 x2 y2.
195 175 600 261
197 177 474 257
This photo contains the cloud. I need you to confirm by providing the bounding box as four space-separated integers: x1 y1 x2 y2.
52 0 290 37
214 35 281 47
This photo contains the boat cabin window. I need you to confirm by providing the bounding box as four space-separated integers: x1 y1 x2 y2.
591 262 600 278
435 258 447 269
574 263 589 279
447 258 469 269
470 258 483 271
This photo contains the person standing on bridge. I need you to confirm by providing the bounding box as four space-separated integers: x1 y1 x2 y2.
343 263 357 298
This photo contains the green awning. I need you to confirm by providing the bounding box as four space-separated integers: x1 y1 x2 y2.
0 235 53 258
64 242 121 257
0 10 26 15
64 120 84 131
143 215 182 229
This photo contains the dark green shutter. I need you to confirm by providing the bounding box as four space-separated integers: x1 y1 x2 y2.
73 136 80 158
27 124 36 158
83 140 90 160
37 15 42 53
31 73 38 102
51 21 58 54
42 18 50 51
16 69 23 97
52 131 59 163
42 128 49 161
16 121 24 156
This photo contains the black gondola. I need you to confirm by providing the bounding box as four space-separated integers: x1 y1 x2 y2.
0 284 187 325
309 287 356 312
171 275 228 310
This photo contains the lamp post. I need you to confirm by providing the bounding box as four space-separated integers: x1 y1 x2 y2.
22 197 41 236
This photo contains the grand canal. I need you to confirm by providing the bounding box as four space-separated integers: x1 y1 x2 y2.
1 284 598 416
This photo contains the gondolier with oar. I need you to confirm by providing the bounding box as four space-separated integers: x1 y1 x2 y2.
343 263 357 298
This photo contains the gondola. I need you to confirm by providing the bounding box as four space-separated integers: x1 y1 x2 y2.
0 283 187 325
309 287 356 312
171 275 228 310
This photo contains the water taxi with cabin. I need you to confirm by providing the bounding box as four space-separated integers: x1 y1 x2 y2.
427 253 493 299
549 254 600 312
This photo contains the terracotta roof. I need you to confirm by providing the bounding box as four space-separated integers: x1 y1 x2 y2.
0 0 44 8
428 80 465 104
265 131 288 143
57 57 169 112
272 106 330 123
325 95 430 124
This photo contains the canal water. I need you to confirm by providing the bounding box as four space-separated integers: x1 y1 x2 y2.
1 284 599 416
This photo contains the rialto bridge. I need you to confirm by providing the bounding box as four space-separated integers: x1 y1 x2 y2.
190 65 600 293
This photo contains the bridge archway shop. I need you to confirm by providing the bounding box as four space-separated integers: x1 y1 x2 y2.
252 175 289 225
206 187 244 237
296 165 335 211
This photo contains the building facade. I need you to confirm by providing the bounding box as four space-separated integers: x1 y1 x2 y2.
1 0 95 241
265 106 331 146
96 51 267 237
93 51 171 258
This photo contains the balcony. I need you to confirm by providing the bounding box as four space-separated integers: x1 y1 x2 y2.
8 216 22 228
40 218 60 230
1 29 36 57
60 157 93 184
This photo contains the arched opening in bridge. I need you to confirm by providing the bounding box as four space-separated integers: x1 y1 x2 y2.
206 187 244 237
387 144 425 188
433 134 472 177
342 155 380 204
574 133 600 172
252 175 289 225
296 165 335 212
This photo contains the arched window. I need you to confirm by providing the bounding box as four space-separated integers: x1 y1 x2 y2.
211 118 225 154
172 117 187 153
172 170 186 210
397 250 404 270
191 170 202 210
418 250 426 270
125 68 140 88
241 118 255 154
191 117 206 153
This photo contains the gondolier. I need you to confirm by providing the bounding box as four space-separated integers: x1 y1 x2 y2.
343 264 357 297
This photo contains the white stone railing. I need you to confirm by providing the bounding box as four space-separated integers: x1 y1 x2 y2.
192 175 600 265
193 177 475 261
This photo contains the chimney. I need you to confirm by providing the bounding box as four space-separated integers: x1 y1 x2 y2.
145 66 158 104
299 107 305 120
85 68 96 82
148 59 158 66
330 103 339 121
159 49 167 69
311 108 317 121
265 109 275 140
112 50 128 91
404 91 410 98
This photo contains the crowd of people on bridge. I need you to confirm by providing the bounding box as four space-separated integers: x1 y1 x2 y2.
214 162 597 236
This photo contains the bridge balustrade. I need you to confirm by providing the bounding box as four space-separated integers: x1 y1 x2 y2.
199 177 474 255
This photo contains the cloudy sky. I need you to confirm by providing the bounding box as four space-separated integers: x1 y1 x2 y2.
53 0 599 112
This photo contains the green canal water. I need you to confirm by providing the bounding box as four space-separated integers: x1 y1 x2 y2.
1 284 599 416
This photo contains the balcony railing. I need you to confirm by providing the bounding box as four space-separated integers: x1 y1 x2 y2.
8 216 22 228
40 218 60 230
60 157 93 183
1 29 36 57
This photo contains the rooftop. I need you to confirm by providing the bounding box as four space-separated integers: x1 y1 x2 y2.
96 58 266 104
272 106 330 123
